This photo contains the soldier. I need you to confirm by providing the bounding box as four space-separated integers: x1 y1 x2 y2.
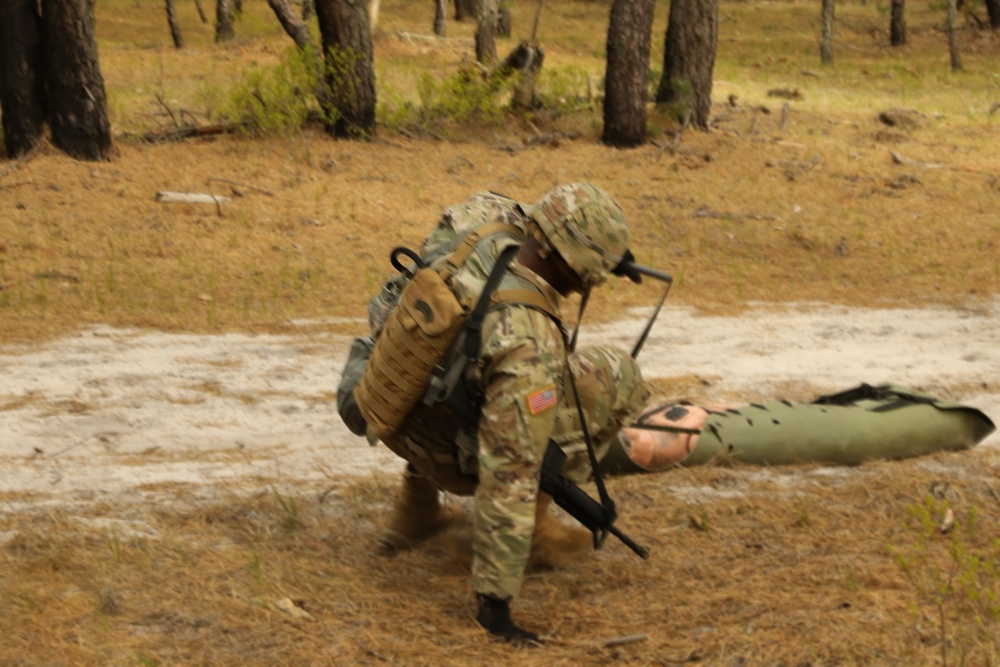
338 183 650 644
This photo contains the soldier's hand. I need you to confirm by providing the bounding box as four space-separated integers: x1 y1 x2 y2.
475 593 542 647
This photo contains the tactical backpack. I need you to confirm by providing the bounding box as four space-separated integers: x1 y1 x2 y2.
354 222 545 441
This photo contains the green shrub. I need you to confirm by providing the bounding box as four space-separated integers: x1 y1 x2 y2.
208 46 321 135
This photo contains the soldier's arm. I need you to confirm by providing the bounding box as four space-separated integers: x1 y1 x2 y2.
471 307 564 639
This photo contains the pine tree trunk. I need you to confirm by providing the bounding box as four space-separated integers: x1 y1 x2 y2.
656 0 718 130
986 0 1000 29
947 0 963 71
40 0 113 161
820 0 834 64
215 0 235 42
602 0 655 147
434 0 447 36
194 0 209 23
167 0 185 48
890 0 906 46
268 0 314 50
476 0 498 65
0 0 46 157
315 0 377 140
455 0 478 21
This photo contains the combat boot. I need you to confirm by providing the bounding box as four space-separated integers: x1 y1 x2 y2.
379 465 459 553
528 491 593 569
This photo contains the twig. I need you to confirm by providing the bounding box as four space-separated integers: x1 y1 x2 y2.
47 434 109 458
694 206 776 222
205 177 276 196
987 483 1000 504
890 151 944 169
602 633 648 647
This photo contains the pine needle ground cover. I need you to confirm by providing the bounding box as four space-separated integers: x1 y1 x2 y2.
1 0 999 664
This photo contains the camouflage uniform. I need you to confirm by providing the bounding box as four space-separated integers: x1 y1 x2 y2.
339 186 648 601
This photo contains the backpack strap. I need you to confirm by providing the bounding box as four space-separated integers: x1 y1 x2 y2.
437 222 524 283
489 287 560 322
463 245 521 358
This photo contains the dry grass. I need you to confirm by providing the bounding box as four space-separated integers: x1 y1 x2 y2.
4 452 1000 665
2 0 1000 664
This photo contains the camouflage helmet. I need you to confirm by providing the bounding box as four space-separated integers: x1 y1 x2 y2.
525 183 631 288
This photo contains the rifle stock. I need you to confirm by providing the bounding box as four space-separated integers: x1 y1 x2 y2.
539 441 650 560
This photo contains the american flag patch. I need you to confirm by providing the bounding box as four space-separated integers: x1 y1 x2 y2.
526 385 557 415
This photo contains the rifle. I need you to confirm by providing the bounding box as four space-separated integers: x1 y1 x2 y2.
539 440 650 559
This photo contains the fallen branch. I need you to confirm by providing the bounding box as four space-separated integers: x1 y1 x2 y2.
694 206 776 222
129 124 234 144
890 151 944 169
523 130 582 147
205 177 276 196
155 191 231 204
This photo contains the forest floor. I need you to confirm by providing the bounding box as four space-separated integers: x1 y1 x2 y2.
2 0 1000 663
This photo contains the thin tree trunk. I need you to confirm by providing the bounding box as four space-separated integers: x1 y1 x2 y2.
302 0 315 20
497 5 511 37
476 0 498 65
947 0 963 71
167 0 185 48
434 0 447 36
656 0 718 130
193 0 208 23
0 0 46 157
268 0 314 49
40 0 113 160
602 0 655 147
314 0 377 140
456 0 478 22
890 0 906 45
820 0 834 64
267 0 334 110
215 0 235 42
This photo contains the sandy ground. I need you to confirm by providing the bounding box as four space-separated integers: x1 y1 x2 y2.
2 299 998 514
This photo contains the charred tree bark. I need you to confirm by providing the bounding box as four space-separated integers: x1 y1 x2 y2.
476 0 499 64
602 0 655 148
820 0 834 64
656 0 718 131
40 0 113 160
215 0 235 42
0 0 46 157
986 0 1000 28
890 0 906 45
315 0 377 140
167 0 185 48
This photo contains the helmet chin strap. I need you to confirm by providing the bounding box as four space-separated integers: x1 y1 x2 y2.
568 256 673 361
568 287 590 353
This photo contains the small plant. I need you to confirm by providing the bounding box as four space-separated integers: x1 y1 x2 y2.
272 486 301 532
209 46 321 135
888 495 1000 665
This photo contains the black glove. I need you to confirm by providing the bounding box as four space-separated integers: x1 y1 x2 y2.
612 249 643 284
475 594 541 646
